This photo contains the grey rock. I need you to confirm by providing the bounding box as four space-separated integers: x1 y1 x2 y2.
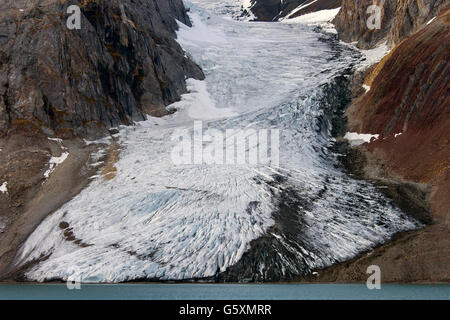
0 0 204 139
334 0 449 49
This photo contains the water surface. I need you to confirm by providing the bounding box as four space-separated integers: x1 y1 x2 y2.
1 284 449 300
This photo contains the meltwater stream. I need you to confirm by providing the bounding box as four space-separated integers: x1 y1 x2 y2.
15 2 420 282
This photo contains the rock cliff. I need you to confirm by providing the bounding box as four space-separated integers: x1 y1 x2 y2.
334 0 449 49
0 0 204 139
312 4 450 282
347 5 449 230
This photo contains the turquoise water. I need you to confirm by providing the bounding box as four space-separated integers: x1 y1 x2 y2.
0 284 449 300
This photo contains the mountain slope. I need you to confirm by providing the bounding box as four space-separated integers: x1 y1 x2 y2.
334 0 448 48
244 0 341 21
0 0 204 138
309 4 450 283
348 7 449 231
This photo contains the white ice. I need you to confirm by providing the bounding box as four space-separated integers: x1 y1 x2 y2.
43 152 69 179
345 132 380 146
357 42 391 71
284 7 341 24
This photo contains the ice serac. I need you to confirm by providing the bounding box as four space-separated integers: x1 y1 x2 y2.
334 0 449 49
0 0 204 138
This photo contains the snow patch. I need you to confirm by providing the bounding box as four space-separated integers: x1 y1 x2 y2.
43 152 69 179
358 42 391 70
170 78 237 120
282 8 341 34
345 132 380 146
242 0 256 20
48 137 63 144
427 16 436 25
362 84 371 93
284 7 340 24
84 136 112 146
0 182 8 194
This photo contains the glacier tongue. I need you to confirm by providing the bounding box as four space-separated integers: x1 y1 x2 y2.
15 2 420 282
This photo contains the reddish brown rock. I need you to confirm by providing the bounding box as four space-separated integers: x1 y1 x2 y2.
347 8 449 222
312 7 450 283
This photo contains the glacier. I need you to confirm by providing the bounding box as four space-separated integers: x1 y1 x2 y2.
14 1 421 282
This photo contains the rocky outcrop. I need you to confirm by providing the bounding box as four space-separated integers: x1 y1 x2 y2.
0 0 204 139
347 7 449 222
0 0 204 207
334 0 449 49
313 5 450 283
245 0 341 21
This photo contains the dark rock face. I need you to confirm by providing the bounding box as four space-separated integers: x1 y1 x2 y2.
0 0 204 139
247 0 300 21
334 0 449 49
246 0 341 21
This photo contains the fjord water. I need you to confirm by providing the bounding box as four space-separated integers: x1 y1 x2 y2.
1 284 449 300
14 1 421 282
